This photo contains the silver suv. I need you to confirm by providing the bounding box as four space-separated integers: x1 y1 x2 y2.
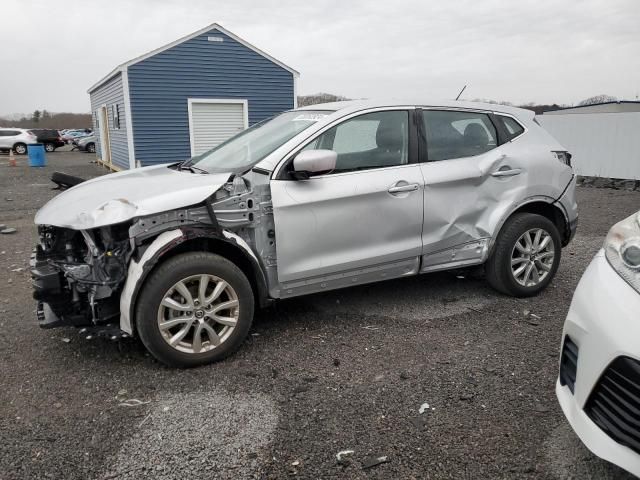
0 128 38 154
32 100 577 367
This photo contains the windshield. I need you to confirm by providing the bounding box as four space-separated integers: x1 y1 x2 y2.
187 110 332 173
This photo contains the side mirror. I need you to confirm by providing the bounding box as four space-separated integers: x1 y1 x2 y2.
292 149 337 179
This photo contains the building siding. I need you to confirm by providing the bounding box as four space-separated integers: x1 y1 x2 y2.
89 73 130 170
128 28 294 166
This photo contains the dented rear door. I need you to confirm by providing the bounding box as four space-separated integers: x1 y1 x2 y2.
418 109 529 271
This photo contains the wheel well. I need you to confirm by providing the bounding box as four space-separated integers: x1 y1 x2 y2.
509 201 569 245
140 236 268 308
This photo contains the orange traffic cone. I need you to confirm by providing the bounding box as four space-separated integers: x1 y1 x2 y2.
8 149 16 167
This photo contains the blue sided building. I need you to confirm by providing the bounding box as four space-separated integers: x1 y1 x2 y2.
88 23 298 170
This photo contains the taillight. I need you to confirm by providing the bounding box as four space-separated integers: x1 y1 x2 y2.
552 151 572 168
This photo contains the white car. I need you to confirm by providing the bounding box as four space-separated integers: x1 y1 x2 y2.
0 127 38 154
556 211 640 477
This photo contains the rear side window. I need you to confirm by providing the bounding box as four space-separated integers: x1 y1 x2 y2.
422 110 497 161
497 115 525 141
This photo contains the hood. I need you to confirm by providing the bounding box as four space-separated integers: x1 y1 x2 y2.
35 164 232 230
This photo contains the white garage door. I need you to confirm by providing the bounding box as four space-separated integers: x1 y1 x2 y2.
188 99 248 156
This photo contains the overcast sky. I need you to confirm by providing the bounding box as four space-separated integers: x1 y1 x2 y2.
1 0 638 115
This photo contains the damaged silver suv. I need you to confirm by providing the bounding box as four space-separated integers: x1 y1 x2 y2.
32 100 578 367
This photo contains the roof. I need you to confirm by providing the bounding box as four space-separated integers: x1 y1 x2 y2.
88 23 299 93
297 99 535 120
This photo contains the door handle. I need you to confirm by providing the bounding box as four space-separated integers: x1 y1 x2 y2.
388 183 420 194
491 167 522 178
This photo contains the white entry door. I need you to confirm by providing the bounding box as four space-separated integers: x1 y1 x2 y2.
188 99 248 156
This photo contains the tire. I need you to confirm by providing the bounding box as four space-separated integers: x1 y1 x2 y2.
51 171 85 188
135 252 254 367
44 143 55 152
485 213 561 297
13 143 27 155
86 142 96 153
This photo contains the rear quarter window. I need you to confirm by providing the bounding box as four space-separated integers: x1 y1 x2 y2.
497 115 525 141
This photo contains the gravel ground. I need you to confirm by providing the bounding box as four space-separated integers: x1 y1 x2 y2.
0 150 638 479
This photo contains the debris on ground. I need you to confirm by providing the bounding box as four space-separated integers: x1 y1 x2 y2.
61 337 71 343
336 450 354 464
291 460 300 466
419 402 430 414
1 228 17 234
362 455 389 469
119 399 150 407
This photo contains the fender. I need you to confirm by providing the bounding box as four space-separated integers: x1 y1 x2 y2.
119 227 270 335
487 195 570 256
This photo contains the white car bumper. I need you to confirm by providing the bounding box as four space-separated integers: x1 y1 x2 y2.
556 249 640 477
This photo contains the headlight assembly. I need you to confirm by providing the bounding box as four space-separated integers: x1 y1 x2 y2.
604 212 640 293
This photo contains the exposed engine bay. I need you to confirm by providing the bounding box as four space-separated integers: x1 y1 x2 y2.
31 170 276 332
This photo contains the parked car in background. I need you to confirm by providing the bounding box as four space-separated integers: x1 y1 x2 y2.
0 128 38 154
75 135 96 153
32 100 577 367
61 129 92 144
30 129 65 152
557 210 640 478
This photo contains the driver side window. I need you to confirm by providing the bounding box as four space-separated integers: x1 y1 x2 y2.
304 110 409 173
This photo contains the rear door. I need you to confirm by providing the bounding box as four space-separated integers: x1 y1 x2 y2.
419 108 529 271
270 109 425 293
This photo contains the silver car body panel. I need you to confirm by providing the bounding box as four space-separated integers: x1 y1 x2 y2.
271 163 424 284
34 164 232 230
119 229 183 334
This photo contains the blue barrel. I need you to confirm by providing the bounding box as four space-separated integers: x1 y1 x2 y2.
27 144 46 167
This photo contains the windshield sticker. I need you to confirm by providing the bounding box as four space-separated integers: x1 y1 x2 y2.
292 113 329 122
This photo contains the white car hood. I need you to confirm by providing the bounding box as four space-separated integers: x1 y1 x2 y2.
35 164 232 230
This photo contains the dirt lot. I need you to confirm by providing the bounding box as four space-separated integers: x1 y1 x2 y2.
0 149 637 480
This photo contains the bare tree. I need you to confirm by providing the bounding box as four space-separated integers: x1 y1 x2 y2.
577 94 617 106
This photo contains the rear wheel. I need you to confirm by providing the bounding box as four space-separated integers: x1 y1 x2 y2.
44 143 55 152
86 142 96 153
13 143 27 155
135 252 254 367
485 213 561 297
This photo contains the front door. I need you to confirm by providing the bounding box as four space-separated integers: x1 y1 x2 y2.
270 110 424 295
418 108 529 271
98 106 112 167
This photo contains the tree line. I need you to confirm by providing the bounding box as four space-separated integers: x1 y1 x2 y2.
0 110 92 129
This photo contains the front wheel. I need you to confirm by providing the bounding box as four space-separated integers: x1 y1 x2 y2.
135 252 254 367
485 213 561 297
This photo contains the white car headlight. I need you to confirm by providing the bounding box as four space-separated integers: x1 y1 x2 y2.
604 211 640 293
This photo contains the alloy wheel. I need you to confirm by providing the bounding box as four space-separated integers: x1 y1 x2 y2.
510 228 555 287
157 274 239 354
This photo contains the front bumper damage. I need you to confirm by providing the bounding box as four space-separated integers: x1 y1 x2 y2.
30 224 131 329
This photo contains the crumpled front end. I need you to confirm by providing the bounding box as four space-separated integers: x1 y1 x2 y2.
31 223 132 329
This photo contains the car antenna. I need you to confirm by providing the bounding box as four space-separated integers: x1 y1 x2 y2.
455 85 467 101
